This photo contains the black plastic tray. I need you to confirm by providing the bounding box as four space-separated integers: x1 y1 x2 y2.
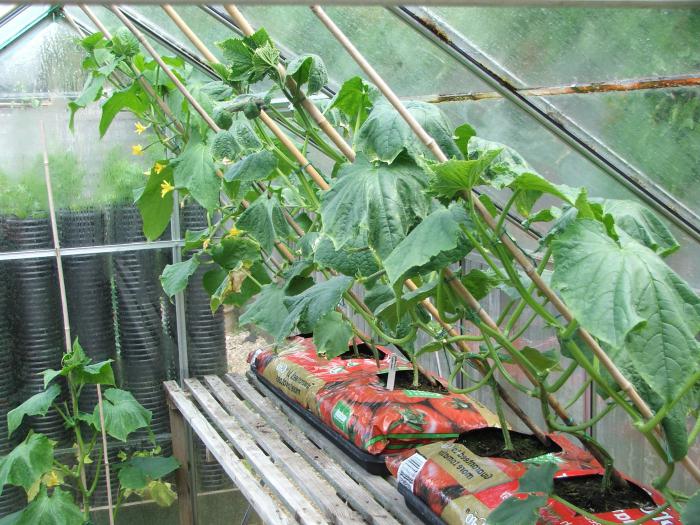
252 368 390 475
398 483 448 525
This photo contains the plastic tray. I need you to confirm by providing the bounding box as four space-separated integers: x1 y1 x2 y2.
252 368 390 475
398 483 447 525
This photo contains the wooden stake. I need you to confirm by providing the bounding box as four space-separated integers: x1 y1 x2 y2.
39 122 115 523
311 4 700 484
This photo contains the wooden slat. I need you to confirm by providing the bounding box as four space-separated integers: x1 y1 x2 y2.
185 378 326 525
202 376 365 525
228 373 421 525
167 395 194 525
163 381 294 525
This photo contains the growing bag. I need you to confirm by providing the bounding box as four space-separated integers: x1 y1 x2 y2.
312 373 501 454
249 337 403 410
387 435 681 525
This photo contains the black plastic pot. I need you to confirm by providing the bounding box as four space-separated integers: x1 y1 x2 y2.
181 203 227 378
4 216 68 443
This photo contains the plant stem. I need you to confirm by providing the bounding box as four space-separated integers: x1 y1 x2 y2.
491 380 513 451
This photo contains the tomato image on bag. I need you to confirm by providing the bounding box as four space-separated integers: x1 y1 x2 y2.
248 337 406 409
389 435 682 525
314 372 502 454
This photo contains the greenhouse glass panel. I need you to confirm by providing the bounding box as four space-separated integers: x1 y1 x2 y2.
238 5 491 95
0 5 56 51
543 88 700 211
0 19 84 97
430 7 700 87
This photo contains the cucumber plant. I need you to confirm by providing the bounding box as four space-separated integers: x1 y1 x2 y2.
69 26 700 521
0 340 178 524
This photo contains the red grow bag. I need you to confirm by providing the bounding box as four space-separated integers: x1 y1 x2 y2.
386 436 681 525
249 339 500 455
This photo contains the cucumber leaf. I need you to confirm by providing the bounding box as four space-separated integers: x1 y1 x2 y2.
239 284 289 338
552 219 700 403
171 137 219 211
0 434 54 495
356 100 460 163
287 53 327 95
383 204 473 285
313 311 353 358
280 276 354 340
237 196 292 253
320 155 431 259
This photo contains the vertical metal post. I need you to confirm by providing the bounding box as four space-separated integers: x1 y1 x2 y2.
169 190 199 522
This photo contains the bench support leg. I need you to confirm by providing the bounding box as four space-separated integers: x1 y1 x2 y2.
169 400 195 525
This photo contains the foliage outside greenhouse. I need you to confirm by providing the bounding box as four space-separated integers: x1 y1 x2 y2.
0 6 699 525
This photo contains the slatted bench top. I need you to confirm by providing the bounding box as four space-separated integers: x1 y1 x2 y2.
163 372 424 525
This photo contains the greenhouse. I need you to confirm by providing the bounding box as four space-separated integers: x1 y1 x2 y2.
0 2 698 524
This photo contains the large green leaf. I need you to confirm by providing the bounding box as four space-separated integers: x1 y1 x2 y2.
110 27 139 58
118 456 180 490
428 151 500 199
486 494 547 525
384 204 473 285
211 237 260 270
280 276 354 340
239 284 289 337
223 150 277 183
0 433 54 495
312 235 380 278
328 76 379 128
287 53 327 95
356 101 460 163
160 257 200 298
172 137 220 211
467 137 584 216
313 312 353 359
99 82 148 138
11 486 82 525
517 461 558 494
552 219 700 402
601 199 679 256
98 388 151 442
42 340 114 390
7 385 60 438
237 197 292 253
136 163 174 241
320 155 431 258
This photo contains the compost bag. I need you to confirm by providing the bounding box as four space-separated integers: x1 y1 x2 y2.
250 339 500 454
386 436 681 525
249 337 403 410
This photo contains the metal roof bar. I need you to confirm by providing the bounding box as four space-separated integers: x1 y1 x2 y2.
16 1 700 6
390 6 700 242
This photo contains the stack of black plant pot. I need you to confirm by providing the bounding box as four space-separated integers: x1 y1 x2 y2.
181 203 230 491
111 203 170 438
5 215 68 444
59 209 116 414
0 219 25 517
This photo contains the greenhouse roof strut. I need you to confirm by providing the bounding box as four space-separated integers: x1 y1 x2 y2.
390 6 700 243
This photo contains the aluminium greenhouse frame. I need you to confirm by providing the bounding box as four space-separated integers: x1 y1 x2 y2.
1 2 700 518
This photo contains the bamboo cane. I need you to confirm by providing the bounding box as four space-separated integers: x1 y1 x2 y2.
39 122 115 524
311 4 700 484
113 6 548 442
221 4 356 162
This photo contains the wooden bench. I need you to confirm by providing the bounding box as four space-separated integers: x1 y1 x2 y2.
164 373 424 525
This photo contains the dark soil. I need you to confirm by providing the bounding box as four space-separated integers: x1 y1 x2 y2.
377 369 448 394
338 343 377 360
553 475 654 513
457 428 561 461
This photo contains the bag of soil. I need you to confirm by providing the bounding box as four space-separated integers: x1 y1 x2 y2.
387 432 680 525
312 372 501 454
249 337 403 410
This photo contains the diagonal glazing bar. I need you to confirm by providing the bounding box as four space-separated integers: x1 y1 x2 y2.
389 6 700 243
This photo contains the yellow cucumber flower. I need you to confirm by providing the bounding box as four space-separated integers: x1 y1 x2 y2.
131 144 144 156
134 121 150 135
154 162 166 174
227 226 242 238
160 180 175 198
